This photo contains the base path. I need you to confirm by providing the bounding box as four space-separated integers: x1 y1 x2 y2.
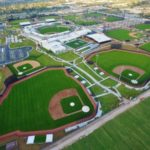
43 89 150 150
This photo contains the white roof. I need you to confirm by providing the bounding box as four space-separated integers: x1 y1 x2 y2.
46 134 53 143
20 22 31 26
46 19 56 22
87 33 111 43
42 41 66 53
26 136 35 144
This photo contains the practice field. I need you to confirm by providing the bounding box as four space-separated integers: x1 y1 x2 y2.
66 39 87 49
90 50 150 85
0 69 95 136
140 43 150 52
105 29 133 41
65 98 150 150
136 24 150 30
37 25 70 34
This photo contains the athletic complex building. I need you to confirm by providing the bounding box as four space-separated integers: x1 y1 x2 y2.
22 21 111 54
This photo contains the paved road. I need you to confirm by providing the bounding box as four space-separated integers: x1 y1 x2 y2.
43 89 150 150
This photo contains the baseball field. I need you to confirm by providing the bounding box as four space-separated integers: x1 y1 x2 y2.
38 25 70 34
65 97 150 150
140 43 150 52
90 50 150 85
0 69 95 136
105 29 133 41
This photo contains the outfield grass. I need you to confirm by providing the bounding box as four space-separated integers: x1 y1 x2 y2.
91 50 150 85
17 64 33 72
61 96 83 114
140 43 150 52
38 25 70 34
96 94 119 114
0 70 94 136
65 98 150 150
66 39 87 49
136 24 150 30
105 29 133 41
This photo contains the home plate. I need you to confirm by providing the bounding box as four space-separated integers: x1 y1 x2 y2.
82 106 90 113
70 102 75 107
131 80 138 84
94 67 98 70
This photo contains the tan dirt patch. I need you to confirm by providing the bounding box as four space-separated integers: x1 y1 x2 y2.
49 88 80 120
129 32 137 38
113 65 145 76
13 60 40 71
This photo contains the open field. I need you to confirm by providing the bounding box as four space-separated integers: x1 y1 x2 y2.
136 24 150 30
105 16 124 22
9 39 36 49
140 43 150 52
58 51 79 61
65 98 150 150
95 94 119 114
66 39 87 49
64 15 99 26
90 50 150 85
9 19 30 27
0 69 95 136
38 25 70 34
117 85 143 99
105 29 133 41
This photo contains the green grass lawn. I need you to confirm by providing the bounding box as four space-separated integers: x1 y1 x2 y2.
34 135 46 144
66 39 87 49
96 94 119 114
91 50 150 85
58 51 79 61
140 43 150 52
65 98 150 150
38 25 70 34
100 78 118 87
9 19 30 28
0 71 4 91
136 24 150 30
105 16 124 22
89 85 105 96
117 85 142 99
0 69 94 136
105 29 133 41
17 64 33 72
61 96 83 114
10 39 36 49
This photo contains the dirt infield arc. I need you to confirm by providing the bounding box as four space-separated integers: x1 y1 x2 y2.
49 89 81 120
0 68 97 142
113 65 145 76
